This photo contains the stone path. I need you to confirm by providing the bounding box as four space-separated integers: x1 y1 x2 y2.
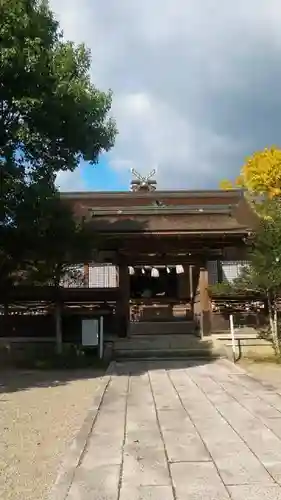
54 359 281 499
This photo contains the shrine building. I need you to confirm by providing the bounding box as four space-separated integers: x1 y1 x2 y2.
62 170 256 338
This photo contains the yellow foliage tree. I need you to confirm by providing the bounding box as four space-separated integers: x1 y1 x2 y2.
219 179 233 190
220 146 281 198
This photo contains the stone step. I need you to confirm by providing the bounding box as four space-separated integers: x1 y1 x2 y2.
114 348 222 360
114 335 211 351
113 333 223 360
129 320 196 336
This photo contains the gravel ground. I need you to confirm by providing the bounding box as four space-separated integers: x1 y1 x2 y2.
0 369 104 500
239 359 281 390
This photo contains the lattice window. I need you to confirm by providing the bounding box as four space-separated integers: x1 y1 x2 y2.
207 261 219 285
89 264 118 288
221 261 249 283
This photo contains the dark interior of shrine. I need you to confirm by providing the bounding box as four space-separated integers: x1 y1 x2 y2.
129 266 179 298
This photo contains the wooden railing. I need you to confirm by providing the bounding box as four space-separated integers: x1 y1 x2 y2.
211 297 268 332
130 298 192 322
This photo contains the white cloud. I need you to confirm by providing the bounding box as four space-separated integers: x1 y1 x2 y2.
55 168 86 191
50 0 281 189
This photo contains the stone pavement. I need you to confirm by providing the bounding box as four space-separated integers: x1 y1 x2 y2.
52 359 281 499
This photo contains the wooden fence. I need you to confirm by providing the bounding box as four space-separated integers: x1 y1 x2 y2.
0 311 117 343
211 297 268 332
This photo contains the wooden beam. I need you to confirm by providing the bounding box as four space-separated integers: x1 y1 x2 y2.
0 286 120 303
124 257 202 266
83 263 89 286
116 258 130 337
101 238 245 253
199 264 212 337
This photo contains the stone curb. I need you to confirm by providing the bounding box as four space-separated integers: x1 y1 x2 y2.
48 362 115 500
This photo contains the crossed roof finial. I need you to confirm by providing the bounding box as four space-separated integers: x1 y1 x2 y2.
130 168 157 192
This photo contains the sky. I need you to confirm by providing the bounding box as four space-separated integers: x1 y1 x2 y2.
51 0 281 192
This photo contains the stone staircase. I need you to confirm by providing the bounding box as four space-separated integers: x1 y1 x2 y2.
107 324 276 361
129 320 196 336
112 332 223 360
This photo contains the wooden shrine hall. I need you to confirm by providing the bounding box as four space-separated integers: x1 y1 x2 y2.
62 170 256 338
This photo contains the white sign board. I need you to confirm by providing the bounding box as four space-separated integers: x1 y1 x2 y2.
82 319 99 346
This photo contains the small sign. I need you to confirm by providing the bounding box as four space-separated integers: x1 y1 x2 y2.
82 319 99 346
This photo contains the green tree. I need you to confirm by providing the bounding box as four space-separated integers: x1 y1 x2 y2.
234 199 281 354
21 193 95 353
25 193 93 287
0 0 116 282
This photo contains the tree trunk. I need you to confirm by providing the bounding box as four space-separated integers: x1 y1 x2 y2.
54 302 63 355
268 293 280 355
267 293 274 337
267 293 274 338
273 301 280 356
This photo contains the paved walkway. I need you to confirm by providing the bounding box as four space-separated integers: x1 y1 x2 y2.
54 359 281 499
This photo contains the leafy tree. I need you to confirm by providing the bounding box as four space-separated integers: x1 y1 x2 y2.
220 147 281 200
208 280 237 297
20 191 95 353
22 194 89 285
209 199 281 353
233 199 281 354
0 0 116 282
219 179 234 191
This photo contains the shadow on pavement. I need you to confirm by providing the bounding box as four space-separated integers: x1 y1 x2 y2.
0 357 220 394
0 368 104 395
113 357 219 376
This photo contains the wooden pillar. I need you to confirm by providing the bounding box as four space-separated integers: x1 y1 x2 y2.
189 265 194 316
189 265 194 300
116 260 130 337
217 259 223 283
178 264 190 299
54 302 63 354
83 263 90 287
199 263 212 337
